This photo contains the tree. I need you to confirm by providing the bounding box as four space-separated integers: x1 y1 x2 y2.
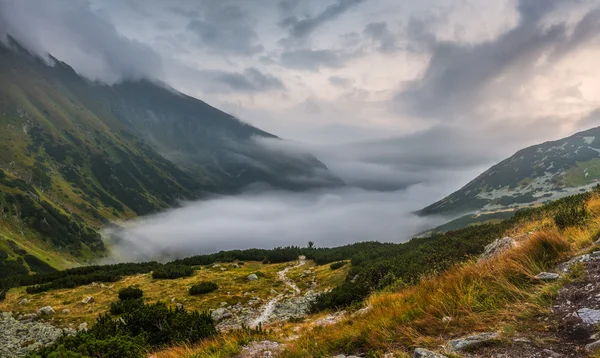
308 241 314 249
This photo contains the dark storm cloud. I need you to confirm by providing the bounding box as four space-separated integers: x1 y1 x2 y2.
279 0 367 40
363 22 399 53
0 0 164 84
186 3 264 56
168 64 284 93
280 48 358 70
396 0 600 118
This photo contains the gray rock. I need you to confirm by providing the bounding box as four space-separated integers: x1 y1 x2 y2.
578 308 600 325
534 272 560 280
479 237 516 262
586 340 600 353
247 274 259 281
61 309 70 314
413 348 448 358
447 332 500 351
18 299 29 305
37 306 55 316
81 296 94 304
211 308 232 322
78 322 88 332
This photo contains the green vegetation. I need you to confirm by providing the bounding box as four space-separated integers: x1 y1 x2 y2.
118 286 143 301
152 265 195 280
189 282 218 296
329 261 347 270
30 290 216 358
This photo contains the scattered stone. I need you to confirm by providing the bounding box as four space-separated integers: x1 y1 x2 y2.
413 348 448 358
353 305 372 316
1 311 74 357
247 274 259 281
211 308 232 322
586 340 600 353
534 272 560 281
18 298 29 305
78 322 88 332
441 316 452 323
37 306 55 316
99 283 106 288
479 236 516 262
81 296 94 304
314 311 346 327
447 332 500 351
239 341 281 358
577 308 600 325
220 302 228 307
61 309 70 314
176 303 183 309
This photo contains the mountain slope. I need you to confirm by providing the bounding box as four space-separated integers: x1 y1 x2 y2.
420 126 600 216
0 39 340 268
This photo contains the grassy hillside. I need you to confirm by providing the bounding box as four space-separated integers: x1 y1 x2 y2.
0 39 340 269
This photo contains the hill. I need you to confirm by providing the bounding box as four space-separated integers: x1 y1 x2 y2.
0 38 340 270
420 126 600 217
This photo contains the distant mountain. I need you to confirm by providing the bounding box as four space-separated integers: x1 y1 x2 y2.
420 126 600 217
0 38 340 270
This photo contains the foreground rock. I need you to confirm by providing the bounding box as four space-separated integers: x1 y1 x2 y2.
478 236 516 262
413 348 447 357
247 274 259 281
0 312 75 357
576 308 600 325
447 332 500 352
211 308 232 322
239 340 282 357
534 272 560 281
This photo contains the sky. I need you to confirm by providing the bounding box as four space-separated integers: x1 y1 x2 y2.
3 0 600 258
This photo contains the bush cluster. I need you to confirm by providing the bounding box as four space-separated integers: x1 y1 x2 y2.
329 261 347 270
118 286 143 301
31 291 216 358
189 282 218 296
151 265 194 279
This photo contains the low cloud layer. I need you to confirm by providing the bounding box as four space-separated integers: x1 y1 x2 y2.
106 185 450 262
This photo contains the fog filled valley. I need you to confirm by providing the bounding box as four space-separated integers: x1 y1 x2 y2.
5 0 600 357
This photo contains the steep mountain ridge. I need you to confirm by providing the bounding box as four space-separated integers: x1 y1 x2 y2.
0 38 340 269
420 126 600 216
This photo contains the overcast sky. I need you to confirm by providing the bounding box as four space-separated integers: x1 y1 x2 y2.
4 0 600 256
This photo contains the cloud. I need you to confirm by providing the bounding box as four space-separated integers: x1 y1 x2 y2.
395 0 600 119
105 186 450 262
279 0 366 41
0 0 164 84
280 48 357 70
329 75 354 88
186 3 264 56
363 22 399 53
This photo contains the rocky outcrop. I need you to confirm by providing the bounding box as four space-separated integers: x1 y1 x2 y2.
447 332 500 352
211 308 232 322
413 348 448 358
238 340 282 357
0 311 75 357
478 237 516 262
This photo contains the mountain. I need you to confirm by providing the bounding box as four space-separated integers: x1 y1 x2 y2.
0 38 340 271
420 126 600 216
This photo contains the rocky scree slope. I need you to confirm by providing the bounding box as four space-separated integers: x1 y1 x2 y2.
420 126 600 217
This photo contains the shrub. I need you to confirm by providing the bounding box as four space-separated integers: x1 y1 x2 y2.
110 298 143 315
189 282 218 296
152 265 194 279
554 203 587 229
0 290 6 302
118 286 143 301
330 261 347 270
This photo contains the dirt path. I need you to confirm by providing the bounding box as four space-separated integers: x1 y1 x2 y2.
249 256 306 328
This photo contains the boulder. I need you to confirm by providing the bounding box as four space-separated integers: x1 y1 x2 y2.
479 237 516 262
81 296 94 304
37 306 55 316
413 348 448 358
586 340 600 353
447 332 500 351
247 273 259 281
211 308 232 322
534 272 560 281
578 308 600 325
78 322 88 332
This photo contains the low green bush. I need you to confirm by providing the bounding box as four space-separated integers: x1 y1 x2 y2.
118 286 143 301
189 282 218 296
330 261 347 270
151 265 194 279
